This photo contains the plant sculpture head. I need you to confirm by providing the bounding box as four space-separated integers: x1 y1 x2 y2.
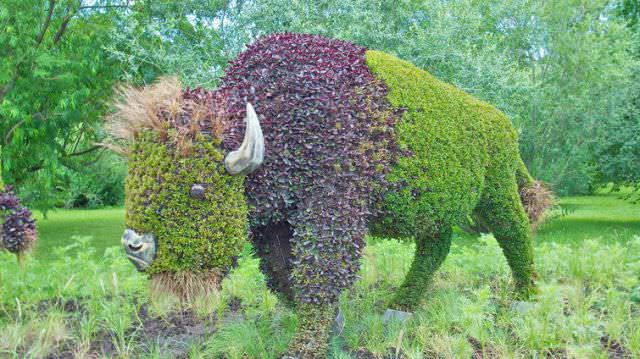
106 77 263 299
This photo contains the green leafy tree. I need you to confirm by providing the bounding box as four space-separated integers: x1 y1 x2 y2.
105 0 230 87
594 0 640 200
0 0 127 212
0 1 230 212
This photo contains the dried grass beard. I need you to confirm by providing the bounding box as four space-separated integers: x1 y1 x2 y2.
149 269 224 303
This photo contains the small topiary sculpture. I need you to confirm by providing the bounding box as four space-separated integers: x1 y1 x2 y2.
108 34 552 358
0 184 37 256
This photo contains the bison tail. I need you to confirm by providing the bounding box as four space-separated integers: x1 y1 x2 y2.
516 159 555 231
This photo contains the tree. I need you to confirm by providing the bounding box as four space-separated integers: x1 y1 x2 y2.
594 0 640 200
105 0 231 87
0 0 230 212
0 1 126 211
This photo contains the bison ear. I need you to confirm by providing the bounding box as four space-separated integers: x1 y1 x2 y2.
224 102 265 176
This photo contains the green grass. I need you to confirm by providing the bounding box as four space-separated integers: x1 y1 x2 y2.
32 207 124 261
535 192 640 245
31 191 640 260
1 192 639 358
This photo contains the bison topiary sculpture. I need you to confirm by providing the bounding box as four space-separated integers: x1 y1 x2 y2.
107 33 552 358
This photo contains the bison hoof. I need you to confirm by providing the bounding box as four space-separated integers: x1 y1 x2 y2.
332 308 345 336
383 309 413 323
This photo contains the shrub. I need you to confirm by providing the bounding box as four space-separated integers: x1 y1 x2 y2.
61 154 126 209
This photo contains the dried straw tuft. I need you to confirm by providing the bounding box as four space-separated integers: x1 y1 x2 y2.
106 76 182 142
520 180 555 231
103 76 224 154
150 270 224 303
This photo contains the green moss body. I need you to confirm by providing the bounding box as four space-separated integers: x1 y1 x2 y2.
367 50 513 235
365 50 537 307
125 131 248 276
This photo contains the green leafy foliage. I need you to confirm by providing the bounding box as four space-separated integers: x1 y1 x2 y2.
365 50 536 306
0 1 233 212
59 153 126 209
105 0 231 88
0 1 122 210
125 131 248 274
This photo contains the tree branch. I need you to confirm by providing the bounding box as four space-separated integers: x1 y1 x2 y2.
53 13 73 44
0 70 19 103
78 3 131 11
4 119 26 145
36 0 56 46
65 145 101 157
3 113 47 145
52 1 85 45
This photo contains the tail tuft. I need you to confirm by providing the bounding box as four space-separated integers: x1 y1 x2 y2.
519 180 554 231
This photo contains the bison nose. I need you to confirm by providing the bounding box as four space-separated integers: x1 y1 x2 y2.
128 241 143 252
123 229 135 241
122 229 143 252
121 229 156 272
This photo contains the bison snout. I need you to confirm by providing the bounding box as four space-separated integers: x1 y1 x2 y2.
121 229 156 272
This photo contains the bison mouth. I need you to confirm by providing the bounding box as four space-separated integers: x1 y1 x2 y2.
121 229 156 272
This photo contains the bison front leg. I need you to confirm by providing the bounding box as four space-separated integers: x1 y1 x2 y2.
389 226 452 311
286 221 363 358
287 303 337 358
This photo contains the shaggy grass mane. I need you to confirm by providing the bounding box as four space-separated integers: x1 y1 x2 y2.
104 76 226 154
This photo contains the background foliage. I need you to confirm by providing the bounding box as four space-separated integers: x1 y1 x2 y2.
1 0 638 211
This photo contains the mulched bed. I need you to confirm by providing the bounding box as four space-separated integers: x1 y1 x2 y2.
468 336 499 359
12 297 638 358
601 335 633 359
27 297 223 359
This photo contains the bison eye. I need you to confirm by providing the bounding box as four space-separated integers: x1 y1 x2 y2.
190 184 206 200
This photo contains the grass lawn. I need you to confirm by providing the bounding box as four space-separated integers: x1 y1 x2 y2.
32 207 125 261
32 190 640 260
1 191 638 358
535 191 640 245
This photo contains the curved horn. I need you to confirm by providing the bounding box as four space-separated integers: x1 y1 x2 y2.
224 103 264 176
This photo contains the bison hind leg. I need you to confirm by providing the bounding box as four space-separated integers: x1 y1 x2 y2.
475 177 538 299
252 221 296 306
388 225 453 311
